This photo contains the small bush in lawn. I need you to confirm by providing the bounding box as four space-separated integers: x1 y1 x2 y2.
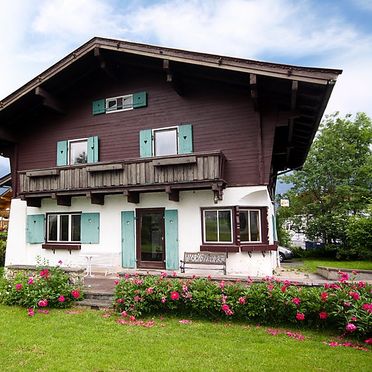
0 266 83 310
114 272 372 338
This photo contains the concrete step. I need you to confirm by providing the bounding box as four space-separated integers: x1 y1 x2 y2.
84 291 114 301
77 298 113 309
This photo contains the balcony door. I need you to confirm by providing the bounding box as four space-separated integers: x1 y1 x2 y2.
136 208 165 269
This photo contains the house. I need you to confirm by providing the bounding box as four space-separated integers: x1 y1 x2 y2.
0 37 341 276
0 173 12 231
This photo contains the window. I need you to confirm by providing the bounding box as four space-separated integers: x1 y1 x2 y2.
106 94 133 113
154 128 178 156
203 209 232 243
69 139 87 165
239 209 261 242
47 213 81 243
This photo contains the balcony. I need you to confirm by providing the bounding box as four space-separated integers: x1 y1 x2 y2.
18 151 226 206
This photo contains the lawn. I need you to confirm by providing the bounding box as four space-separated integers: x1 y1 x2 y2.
0 305 370 371
294 259 372 273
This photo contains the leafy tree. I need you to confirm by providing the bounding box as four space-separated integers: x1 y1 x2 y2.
280 113 372 251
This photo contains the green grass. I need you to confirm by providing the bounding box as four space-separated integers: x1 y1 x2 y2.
295 259 372 273
0 305 370 371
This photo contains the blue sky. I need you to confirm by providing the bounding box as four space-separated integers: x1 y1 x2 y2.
1 0 371 178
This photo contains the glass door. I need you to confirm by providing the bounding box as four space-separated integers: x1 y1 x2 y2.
136 209 165 269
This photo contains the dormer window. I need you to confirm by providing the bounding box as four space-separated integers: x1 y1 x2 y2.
105 94 133 113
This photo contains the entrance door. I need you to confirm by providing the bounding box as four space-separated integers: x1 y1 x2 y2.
136 208 165 269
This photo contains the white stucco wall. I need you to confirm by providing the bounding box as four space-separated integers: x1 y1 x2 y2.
6 186 278 276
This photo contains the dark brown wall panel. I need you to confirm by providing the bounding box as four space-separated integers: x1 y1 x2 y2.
16 67 274 186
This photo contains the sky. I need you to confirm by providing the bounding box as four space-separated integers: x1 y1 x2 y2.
0 0 371 179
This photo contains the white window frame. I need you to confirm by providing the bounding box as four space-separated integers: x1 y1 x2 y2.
239 209 262 243
152 126 179 157
203 209 233 244
68 138 88 165
105 94 133 113
47 213 81 243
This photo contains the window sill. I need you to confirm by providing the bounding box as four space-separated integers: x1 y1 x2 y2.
200 245 240 253
42 243 81 254
240 244 277 252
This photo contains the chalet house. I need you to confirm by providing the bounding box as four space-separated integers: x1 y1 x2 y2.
0 38 341 276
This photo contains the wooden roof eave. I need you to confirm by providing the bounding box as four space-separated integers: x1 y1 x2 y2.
0 37 342 112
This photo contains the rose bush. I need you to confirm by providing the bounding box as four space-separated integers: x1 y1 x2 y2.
0 266 83 309
114 272 371 338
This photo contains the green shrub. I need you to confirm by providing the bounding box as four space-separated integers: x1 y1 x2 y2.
0 237 6 267
0 266 83 309
345 216 372 260
114 273 372 338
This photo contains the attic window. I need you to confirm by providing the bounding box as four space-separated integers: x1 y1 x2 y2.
106 94 133 113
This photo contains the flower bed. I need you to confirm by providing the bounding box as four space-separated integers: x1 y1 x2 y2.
0 265 84 313
114 272 372 338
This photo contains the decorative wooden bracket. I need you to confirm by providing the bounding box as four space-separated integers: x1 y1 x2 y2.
250 74 258 111
94 47 116 79
123 190 140 204
25 197 41 208
247 251 252 258
212 182 224 203
56 195 71 206
35 87 65 114
163 59 184 96
261 251 266 257
87 192 105 205
165 186 179 202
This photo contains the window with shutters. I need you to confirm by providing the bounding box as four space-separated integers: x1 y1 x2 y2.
154 127 178 156
47 213 81 243
69 139 87 165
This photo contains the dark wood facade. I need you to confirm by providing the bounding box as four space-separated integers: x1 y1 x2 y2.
0 38 342 201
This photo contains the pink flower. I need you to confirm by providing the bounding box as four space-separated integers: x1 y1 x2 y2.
179 319 192 324
267 284 274 291
219 281 225 289
281 286 287 293
207 275 212 280
161 297 167 303
146 287 154 295
160 272 167 278
182 285 188 292
319 312 328 320
343 301 351 307
170 291 180 301
238 297 246 305
121 311 128 317
339 271 349 282
27 277 34 285
358 281 366 288
129 315 136 321
296 312 305 321
364 338 372 345
58 296 65 303
114 280 119 285
329 342 340 347
71 290 80 299
15 283 23 291
133 295 141 302
172 271 177 277
362 303 372 313
27 308 35 317
320 292 328 301
345 323 357 332
124 273 130 279
116 298 123 304
38 299 48 307
39 269 49 279
349 291 360 301
221 304 233 316
292 297 301 306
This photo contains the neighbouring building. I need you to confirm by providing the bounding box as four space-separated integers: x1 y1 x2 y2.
0 38 341 276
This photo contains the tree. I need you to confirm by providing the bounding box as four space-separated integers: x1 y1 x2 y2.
280 112 372 251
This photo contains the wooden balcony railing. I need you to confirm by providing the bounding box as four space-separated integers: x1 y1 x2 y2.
18 151 226 204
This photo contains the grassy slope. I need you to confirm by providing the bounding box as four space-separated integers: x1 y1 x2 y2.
298 259 372 273
0 305 370 371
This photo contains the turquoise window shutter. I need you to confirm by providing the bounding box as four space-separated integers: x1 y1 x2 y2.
57 140 68 166
178 124 193 154
133 92 147 108
92 99 105 115
26 214 45 244
165 210 179 270
87 136 99 163
81 213 100 244
139 129 153 158
121 211 136 268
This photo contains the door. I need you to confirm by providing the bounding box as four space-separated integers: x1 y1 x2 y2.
136 208 165 269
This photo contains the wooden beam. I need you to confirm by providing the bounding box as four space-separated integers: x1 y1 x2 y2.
94 47 116 79
250 74 258 111
0 127 16 142
26 198 41 208
165 186 179 202
87 192 105 205
286 81 299 163
35 87 65 114
56 195 71 206
123 190 139 204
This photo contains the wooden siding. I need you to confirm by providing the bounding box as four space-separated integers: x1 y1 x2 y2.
15 66 271 193
18 152 225 195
